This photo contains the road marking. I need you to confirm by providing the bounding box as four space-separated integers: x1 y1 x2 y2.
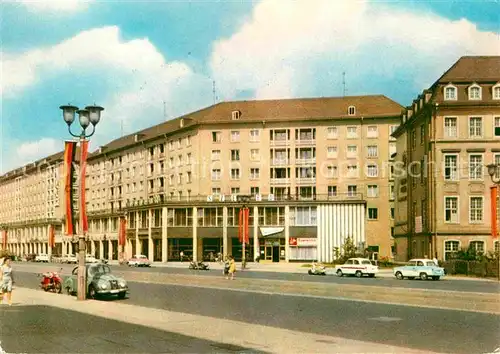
368 316 403 322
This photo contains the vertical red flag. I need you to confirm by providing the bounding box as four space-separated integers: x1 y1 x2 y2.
2 230 7 249
80 140 89 233
238 209 243 243
491 186 499 238
119 217 127 246
244 208 250 244
64 141 77 236
48 225 55 248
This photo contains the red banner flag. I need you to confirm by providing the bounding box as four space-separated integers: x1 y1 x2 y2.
48 225 55 248
80 140 89 234
64 141 77 236
119 217 127 246
244 208 250 244
491 186 499 239
2 230 7 249
238 209 243 243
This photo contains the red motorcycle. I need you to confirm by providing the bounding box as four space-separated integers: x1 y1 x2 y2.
38 268 63 293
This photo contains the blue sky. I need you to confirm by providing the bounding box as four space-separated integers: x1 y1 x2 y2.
1 0 499 174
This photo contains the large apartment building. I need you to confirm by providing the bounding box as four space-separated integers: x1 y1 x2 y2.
392 56 500 261
1 95 402 263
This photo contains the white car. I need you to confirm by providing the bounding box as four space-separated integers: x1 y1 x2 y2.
127 254 151 267
393 259 445 281
85 255 99 263
334 257 378 278
35 254 50 263
62 254 77 264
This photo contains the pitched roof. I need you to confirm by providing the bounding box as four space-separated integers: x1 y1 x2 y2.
90 95 403 159
437 56 500 83
0 150 66 182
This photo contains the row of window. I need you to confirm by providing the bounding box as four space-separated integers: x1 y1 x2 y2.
444 196 490 223
444 83 500 101
444 116 500 138
444 154 500 181
126 206 381 229
444 240 499 260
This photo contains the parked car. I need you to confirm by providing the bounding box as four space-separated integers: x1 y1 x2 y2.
85 255 99 263
62 254 78 264
334 258 378 278
127 254 151 267
63 264 128 299
393 259 445 281
35 254 50 263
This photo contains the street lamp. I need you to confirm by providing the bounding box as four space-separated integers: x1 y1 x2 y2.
487 163 500 281
60 104 104 300
240 196 251 270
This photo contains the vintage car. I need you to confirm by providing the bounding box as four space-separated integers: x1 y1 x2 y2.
334 258 378 278
35 254 50 263
62 254 78 264
127 254 151 267
393 259 445 281
63 264 129 299
85 255 99 263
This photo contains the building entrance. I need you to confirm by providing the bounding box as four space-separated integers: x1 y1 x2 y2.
260 238 285 262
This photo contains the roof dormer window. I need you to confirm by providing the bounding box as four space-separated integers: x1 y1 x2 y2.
179 118 184 128
493 83 500 100
231 110 241 120
347 106 356 116
468 83 482 100
444 84 457 101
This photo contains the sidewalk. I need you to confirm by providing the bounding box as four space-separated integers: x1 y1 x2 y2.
1 287 437 354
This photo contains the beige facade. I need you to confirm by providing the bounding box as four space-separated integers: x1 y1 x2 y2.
393 56 500 261
1 95 401 262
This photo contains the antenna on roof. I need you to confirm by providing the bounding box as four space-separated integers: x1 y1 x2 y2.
212 80 217 104
342 71 347 97
163 100 167 119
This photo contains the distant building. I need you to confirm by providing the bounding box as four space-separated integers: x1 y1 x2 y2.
0 95 402 263
392 56 500 261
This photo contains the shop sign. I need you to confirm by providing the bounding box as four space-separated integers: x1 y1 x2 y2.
297 238 317 247
289 237 297 246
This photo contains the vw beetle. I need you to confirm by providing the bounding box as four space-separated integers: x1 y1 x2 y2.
63 264 129 299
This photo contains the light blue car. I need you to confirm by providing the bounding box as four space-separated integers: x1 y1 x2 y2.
393 259 445 281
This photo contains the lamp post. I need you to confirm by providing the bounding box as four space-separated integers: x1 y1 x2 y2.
240 196 250 270
487 163 500 281
60 104 104 300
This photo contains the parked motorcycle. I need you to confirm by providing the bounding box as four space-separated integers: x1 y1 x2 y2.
38 268 63 293
308 263 326 276
189 261 210 270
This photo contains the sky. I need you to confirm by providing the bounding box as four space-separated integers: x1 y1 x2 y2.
1 0 499 174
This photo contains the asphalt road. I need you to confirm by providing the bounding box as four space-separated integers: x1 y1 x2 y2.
14 271 500 354
15 262 500 294
0 304 258 353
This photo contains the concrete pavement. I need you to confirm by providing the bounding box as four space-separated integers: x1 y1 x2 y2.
2 287 437 354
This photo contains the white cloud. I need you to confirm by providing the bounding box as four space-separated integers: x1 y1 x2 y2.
13 0 94 12
210 0 500 100
1 25 213 172
14 138 60 167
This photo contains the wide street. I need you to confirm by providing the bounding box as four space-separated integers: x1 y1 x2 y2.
12 263 500 354
14 261 500 293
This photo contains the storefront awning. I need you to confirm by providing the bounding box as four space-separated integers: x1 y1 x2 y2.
259 227 285 237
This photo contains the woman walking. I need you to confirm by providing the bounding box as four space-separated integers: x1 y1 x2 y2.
228 256 236 280
0 257 14 306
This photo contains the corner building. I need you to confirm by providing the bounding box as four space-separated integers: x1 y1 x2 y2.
392 56 500 261
2 95 402 263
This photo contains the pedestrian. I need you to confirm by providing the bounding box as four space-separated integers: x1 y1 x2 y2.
228 256 236 280
223 257 230 278
0 257 14 306
180 251 184 262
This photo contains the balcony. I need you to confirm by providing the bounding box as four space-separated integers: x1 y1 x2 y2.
295 158 315 165
296 177 316 185
271 159 288 166
270 178 290 185
270 139 289 147
295 139 315 146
